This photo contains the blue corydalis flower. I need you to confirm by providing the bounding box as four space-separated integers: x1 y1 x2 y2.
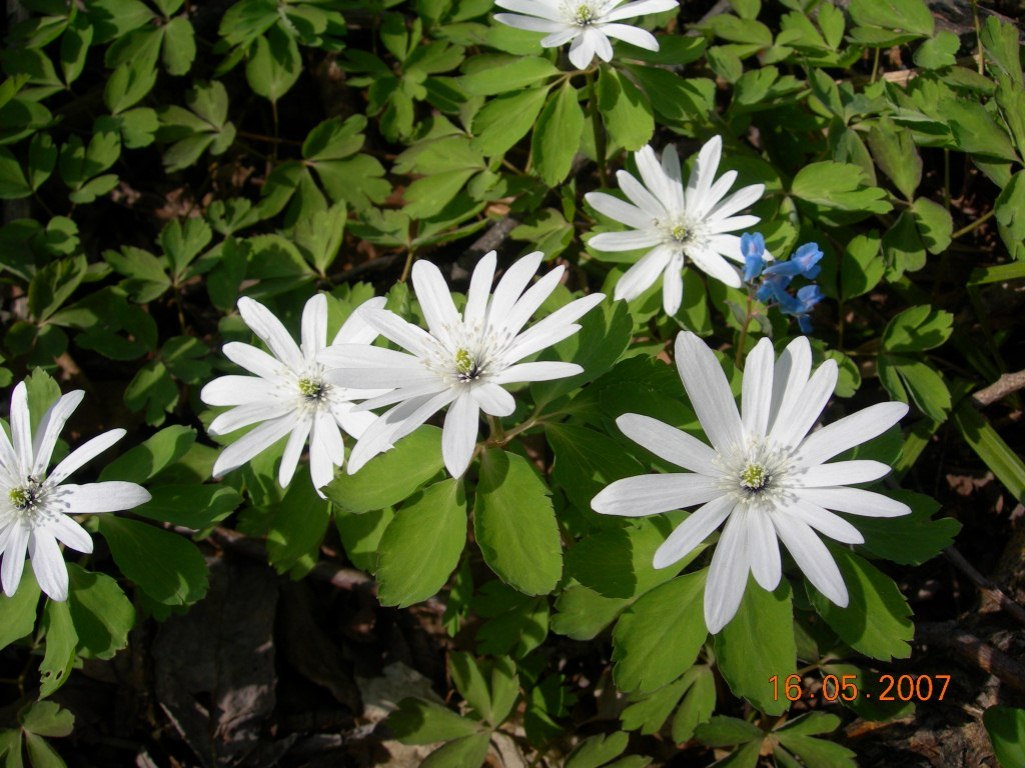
741 232 766 282
779 284 825 333
763 242 823 281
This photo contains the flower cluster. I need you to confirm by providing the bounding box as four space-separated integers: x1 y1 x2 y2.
742 233 825 333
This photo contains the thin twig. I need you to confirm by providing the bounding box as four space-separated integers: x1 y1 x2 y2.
916 621 1025 694
972 369 1025 407
943 547 1025 627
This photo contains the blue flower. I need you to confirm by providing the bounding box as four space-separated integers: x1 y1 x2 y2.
741 232 766 282
755 273 790 304
763 242 823 281
778 284 824 333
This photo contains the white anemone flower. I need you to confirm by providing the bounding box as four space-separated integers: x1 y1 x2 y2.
201 294 386 493
592 332 911 634
586 137 767 316
321 251 605 478
493 0 678 70
0 381 151 601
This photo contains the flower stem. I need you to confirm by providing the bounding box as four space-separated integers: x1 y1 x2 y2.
587 71 608 188
735 291 755 366
951 208 994 240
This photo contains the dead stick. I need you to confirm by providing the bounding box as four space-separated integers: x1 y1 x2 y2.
944 547 1025 627
973 369 1025 407
916 621 1025 694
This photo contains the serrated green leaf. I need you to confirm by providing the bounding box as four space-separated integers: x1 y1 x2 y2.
246 27 301 102
389 698 483 744
856 490 959 564
39 600 77 698
565 732 628 768
671 666 716 742
882 305 953 352
161 17 195 75
532 82 584 188
66 565 134 660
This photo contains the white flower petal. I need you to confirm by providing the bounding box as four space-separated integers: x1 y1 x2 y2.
442 394 480 477
708 183 765 221
489 252 545 326
278 417 312 488
321 344 433 389
592 28 614 61
796 487 911 517
592 473 723 518
301 293 328 362
31 390 84 478
237 297 304 372
674 332 744 454
310 412 344 491
493 12 566 31
331 296 388 346
494 0 563 19
471 383 516 416
766 336 811 434
223 341 287 380
10 382 32 475
615 413 719 474
769 359 838 451
1 524 29 597
48 515 94 554
703 509 749 634
793 402 909 468
793 460 892 487
500 266 565 340
209 400 293 435
702 169 737 211
707 234 744 263
56 481 152 513
603 0 678 21
465 251 498 327
29 532 68 602
412 260 462 346
614 245 673 301
601 22 659 50
0 423 19 481
354 380 450 412
741 337 774 439
685 136 722 216
332 401 378 439
651 494 734 568
617 170 669 219
684 244 743 288
541 26 582 46
705 214 761 235
585 191 654 229
201 376 277 407
348 390 456 474
504 292 605 362
778 499 864 544
491 361 582 385
746 507 782 591
659 144 686 212
213 414 298 477
568 30 597 68
48 429 126 485
662 258 684 315
772 516 848 607
589 229 663 252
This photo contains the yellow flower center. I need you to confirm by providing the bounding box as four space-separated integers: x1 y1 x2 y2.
739 463 770 492
298 377 326 400
574 4 596 24
670 224 689 242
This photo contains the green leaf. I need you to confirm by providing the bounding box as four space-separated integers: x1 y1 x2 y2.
840 232 883 299
160 217 212 279
790 162 891 223
104 59 158 114
911 197 953 254
28 255 87 322
947 101 1019 162
625 68 716 127
714 579 796 715
24 369 62 435
597 67 654 151
0 147 32 199
293 202 346 274
551 585 631 641
134 485 241 529
99 517 209 606
0 564 40 650
984 706 1025 768
60 14 93 87
246 27 301 102
878 355 951 421
776 733 857 767
981 17 1022 84
857 491 960 565
161 17 196 75
882 305 953 352
377 479 467 607
24 733 67 768
66 565 134 660
547 424 646 513
459 55 559 96
995 171 1025 261
389 698 483 743
471 86 549 158
913 31 960 69
100 425 196 483
473 582 549 657
565 732 628 768
809 548 913 661
19 701 73 738
848 0 934 40
532 82 584 188
532 299 631 408
671 666 716 742
612 571 708 693
421 732 490 768
474 448 562 596
323 425 443 514
696 715 763 747
39 600 77 698
951 398 1025 504
867 119 921 200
